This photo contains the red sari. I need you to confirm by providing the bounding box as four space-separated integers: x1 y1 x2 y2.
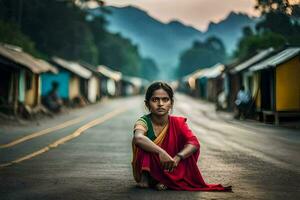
132 115 231 191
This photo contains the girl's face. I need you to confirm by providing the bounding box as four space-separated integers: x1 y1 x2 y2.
147 88 172 116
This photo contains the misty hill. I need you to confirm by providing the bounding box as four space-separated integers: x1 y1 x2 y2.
89 6 258 77
203 12 258 53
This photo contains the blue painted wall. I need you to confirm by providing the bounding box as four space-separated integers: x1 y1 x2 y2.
41 71 70 99
197 77 207 98
18 69 25 102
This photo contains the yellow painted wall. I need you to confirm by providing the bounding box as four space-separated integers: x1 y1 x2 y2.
25 74 38 106
253 73 261 110
69 76 80 100
37 76 41 104
276 56 300 111
96 78 100 97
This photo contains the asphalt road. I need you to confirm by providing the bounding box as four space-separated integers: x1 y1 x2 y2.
0 94 299 200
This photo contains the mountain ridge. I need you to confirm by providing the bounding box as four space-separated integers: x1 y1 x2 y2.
89 6 258 78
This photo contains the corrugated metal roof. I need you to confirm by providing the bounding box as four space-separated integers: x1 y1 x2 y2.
122 76 143 87
183 63 225 82
0 44 57 73
52 57 92 79
182 68 205 81
202 63 225 78
97 65 122 81
35 59 58 74
192 68 209 79
122 76 149 88
182 69 200 82
230 48 274 74
182 64 224 90
79 61 99 74
250 47 300 72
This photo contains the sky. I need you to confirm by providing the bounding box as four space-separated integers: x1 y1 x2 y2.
103 0 260 31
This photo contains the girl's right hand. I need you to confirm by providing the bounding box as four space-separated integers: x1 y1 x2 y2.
158 150 174 171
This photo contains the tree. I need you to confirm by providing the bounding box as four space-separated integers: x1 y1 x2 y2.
242 26 254 37
0 0 100 63
177 37 227 77
205 37 226 60
256 11 293 36
291 3 300 17
255 0 291 14
0 0 152 77
254 0 300 45
0 20 40 57
97 33 142 77
234 31 286 60
254 0 300 35
233 0 299 61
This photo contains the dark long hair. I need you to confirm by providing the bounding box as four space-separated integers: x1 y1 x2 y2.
144 82 174 108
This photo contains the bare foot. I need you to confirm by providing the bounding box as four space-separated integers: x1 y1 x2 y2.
155 183 167 191
136 172 149 188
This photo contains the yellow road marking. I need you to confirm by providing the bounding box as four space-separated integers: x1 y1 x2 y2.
0 106 129 169
0 116 86 149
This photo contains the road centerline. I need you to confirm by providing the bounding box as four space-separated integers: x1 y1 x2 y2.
0 116 86 149
0 106 131 169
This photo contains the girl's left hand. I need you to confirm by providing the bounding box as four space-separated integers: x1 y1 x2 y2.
169 155 181 172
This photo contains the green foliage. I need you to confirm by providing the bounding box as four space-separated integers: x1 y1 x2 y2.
97 33 142 76
256 12 294 36
255 0 291 14
0 0 144 76
0 0 99 63
89 14 144 77
254 0 300 18
0 20 41 57
233 0 300 61
254 0 300 40
234 31 286 60
177 36 227 77
291 4 300 17
242 26 254 37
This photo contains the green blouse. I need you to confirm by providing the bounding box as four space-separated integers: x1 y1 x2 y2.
135 114 156 141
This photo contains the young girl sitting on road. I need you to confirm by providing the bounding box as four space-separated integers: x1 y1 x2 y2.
132 81 232 191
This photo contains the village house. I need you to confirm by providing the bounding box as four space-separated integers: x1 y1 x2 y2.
41 57 92 107
0 44 57 117
97 65 122 98
249 47 300 124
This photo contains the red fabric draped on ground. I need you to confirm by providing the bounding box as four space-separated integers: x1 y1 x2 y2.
133 115 231 191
